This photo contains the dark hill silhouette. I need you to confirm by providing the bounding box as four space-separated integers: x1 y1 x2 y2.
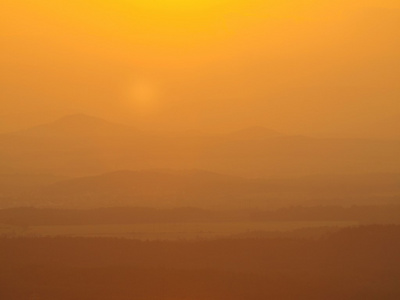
1 225 400 300
1 205 400 227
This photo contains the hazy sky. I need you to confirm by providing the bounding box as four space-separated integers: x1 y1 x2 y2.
1 0 399 137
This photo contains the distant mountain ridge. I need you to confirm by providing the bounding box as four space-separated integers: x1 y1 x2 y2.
0 114 399 178
226 126 283 140
11 114 140 137
4 169 398 209
10 114 286 139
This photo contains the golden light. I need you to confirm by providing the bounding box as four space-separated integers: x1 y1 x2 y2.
128 79 160 115
133 0 230 13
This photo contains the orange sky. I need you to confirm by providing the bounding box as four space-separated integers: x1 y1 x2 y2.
1 0 399 138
